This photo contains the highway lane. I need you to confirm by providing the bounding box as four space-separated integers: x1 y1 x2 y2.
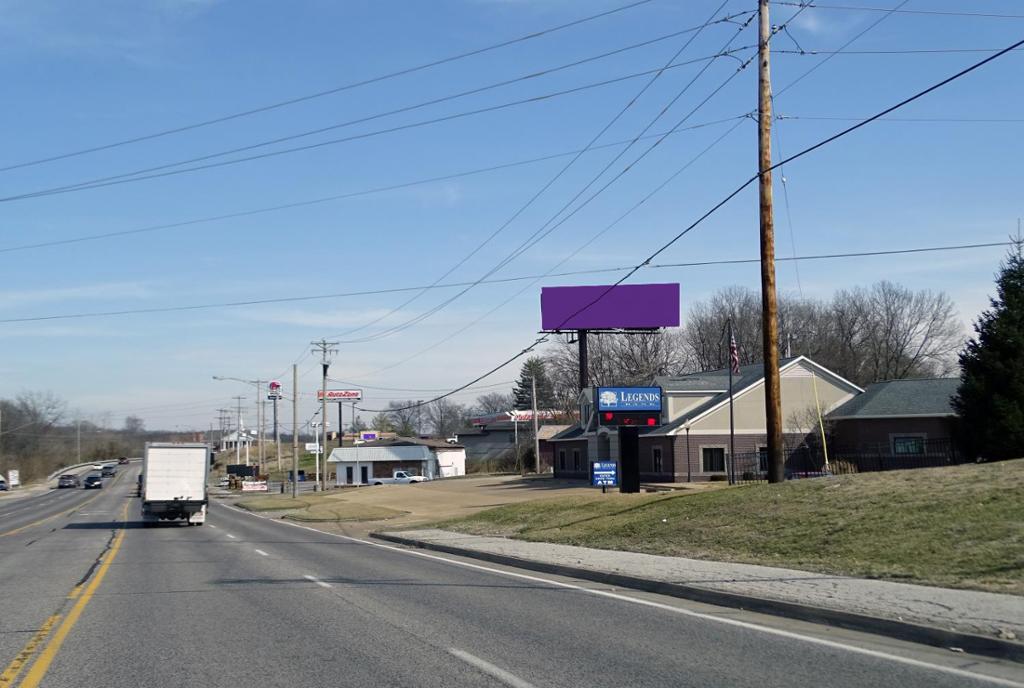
1 492 1019 688
0 467 134 686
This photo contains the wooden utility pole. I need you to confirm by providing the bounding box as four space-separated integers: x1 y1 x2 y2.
292 364 299 498
759 0 784 483
311 338 338 491
531 375 540 474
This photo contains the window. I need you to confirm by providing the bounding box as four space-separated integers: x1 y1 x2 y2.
758 446 769 472
572 449 581 471
558 450 566 470
702 447 726 473
893 435 925 455
652 447 663 473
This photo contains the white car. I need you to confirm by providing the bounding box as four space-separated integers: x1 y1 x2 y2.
371 471 430 486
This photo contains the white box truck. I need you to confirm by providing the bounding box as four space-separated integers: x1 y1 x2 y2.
141 442 210 526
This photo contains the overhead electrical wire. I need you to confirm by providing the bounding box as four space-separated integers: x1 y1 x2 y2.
0 240 1009 325
330 8 760 345
5 22 756 201
357 34 1024 413
0 0 659 173
0 117 742 256
0 50 753 204
775 2 1024 20
327 1 742 343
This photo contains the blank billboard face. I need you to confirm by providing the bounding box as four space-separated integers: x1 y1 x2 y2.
541 283 680 331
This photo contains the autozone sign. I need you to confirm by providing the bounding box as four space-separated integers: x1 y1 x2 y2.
317 389 362 402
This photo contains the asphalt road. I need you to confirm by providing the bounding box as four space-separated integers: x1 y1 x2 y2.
1 467 1021 688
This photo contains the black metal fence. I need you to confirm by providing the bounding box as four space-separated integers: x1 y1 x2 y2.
729 438 964 484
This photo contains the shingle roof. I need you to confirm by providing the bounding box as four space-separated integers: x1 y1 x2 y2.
829 378 959 418
366 436 464 449
548 426 586 441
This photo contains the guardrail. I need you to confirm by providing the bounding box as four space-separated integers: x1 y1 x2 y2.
46 458 140 482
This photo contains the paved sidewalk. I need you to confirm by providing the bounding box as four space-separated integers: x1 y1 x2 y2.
384 528 1024 643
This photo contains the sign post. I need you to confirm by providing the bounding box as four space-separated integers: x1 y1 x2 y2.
591 462 617 494
7 470 19 488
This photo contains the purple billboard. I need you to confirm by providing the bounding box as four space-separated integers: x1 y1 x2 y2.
541 283 680 331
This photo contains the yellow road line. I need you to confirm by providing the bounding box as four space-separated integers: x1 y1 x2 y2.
0 471 125 538
17 502 130 688
0 615 60 688
66 585 84 601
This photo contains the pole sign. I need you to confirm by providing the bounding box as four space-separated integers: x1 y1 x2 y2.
597 387 662 411
267 381 283 400
596 387 663 427
7 470 19 487
304 442 320 452
360 432 378 442
591 462 617 487
316 389 363 402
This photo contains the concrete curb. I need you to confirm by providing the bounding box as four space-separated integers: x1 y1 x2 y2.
371 531 1024 664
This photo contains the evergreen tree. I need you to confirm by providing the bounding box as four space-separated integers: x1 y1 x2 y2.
953 239 1024 459
513 357 555 411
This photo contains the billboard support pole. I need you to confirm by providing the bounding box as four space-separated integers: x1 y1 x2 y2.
578 329 589 392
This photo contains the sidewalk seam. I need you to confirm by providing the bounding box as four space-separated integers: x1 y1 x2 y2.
371 531 1023 664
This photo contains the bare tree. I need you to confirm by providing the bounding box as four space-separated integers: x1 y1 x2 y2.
371 412 394 433
474 391 514 415
386 401 419 437
424 398 467 438
124 415 145 435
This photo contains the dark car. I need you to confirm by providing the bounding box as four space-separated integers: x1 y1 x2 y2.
83 475 103 489
58 474 80 488
101 466 116 478
118 457 129 465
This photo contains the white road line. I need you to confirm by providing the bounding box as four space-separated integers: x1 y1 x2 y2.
449 649 537 688
208 524 216 528
302 574 332 589
218 503 1024 688
225 533 236 539
254 549 269 557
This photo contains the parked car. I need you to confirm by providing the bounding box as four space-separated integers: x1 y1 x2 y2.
58 474 80 488
217 477 230 488
83 475 103 489
371 470 429 486
0 478 7 491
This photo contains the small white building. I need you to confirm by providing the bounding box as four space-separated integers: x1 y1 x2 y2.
327 437 466 485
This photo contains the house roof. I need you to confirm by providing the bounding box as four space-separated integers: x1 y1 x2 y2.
327 445 432 463
363 436 464 449
547 426 586 442
649 356 862 436
537 424 572 441
828 378 959 419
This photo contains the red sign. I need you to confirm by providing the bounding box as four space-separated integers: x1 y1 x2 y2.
317 390 363 402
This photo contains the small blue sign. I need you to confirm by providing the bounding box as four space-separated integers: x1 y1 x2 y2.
597 387 662 412
592 461 618 487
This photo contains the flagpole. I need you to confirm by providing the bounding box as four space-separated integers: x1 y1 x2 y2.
728 319 737 485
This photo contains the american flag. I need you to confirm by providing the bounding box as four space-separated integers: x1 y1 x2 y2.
729 334 740 375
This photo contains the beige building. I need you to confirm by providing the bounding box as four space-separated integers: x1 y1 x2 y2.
550 356 862 482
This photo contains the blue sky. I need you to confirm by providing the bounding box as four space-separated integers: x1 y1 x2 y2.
1 0 1021 431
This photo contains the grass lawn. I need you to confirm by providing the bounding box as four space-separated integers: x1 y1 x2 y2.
435 459 1024 594
237 492 406 523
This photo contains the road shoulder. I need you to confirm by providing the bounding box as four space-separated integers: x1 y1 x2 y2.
373 528 1024 664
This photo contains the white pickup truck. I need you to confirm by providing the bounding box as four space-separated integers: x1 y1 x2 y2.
371 471 429 486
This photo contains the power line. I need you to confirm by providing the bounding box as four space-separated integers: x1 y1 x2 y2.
0 0 659 174
327 379 514 393
775 0 910 98
776 47 1022 55
0 115 743 254
776 2 1024 20
9 26 754 201
332 11 758 345
357 35 1024 413
1 52 749 204
328 2 743 344
778 115 1024 123
0 240 1010 325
